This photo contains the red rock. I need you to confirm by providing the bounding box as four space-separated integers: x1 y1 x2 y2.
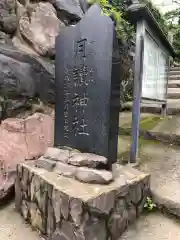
0 113 54 203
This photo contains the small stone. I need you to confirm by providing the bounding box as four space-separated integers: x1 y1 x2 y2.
87 191 115 215
108 212 127 239
137 194 149 216
54 220 83 240
22 167 29 191
82 220 107 240
15 176 22 210
68 152 107 168
38 180 48 213
129 182 142 205
75 167 113 184
53 162 76 178
30 203 44 232
44 147 70 163
36 157 56 171
25 160 37 167
21 200 28 220
52 188 61 224
70 198 83 226
30 175 40 201
47 199 56 237
51 229 62 240
115 199 128 218
127 204 136 224
60 193 69 220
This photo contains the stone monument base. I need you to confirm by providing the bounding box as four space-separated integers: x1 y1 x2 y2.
15 161 150 240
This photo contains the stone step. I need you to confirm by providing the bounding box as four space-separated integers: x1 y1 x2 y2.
168 80 180 88
120 212 180 240
168 88 180 99
122 99 180 115
137 135 180 218
170 66 180 71
169 70 180 76
118 133 180 220
169 75 180 80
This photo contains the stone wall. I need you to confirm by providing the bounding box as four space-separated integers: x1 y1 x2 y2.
15 161 150 240
0 0 134 119
0 0 88 120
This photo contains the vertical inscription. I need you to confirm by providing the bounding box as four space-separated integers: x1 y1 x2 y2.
71 38 95 137
63 39 95 139
76 39 87 58
63 68 70 139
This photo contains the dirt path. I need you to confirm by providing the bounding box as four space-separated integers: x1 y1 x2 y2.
0 202 42 240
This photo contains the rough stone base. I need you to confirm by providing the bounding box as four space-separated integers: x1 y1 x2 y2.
15 162 150 240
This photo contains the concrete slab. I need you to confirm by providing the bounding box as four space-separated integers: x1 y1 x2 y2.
168 80 180 88
170 70 180 75
168 88 180 98
120 212 180 240
169 75 180 80
117 134 180 217
138 142 180 217
151 115 180 135
120 112 180 145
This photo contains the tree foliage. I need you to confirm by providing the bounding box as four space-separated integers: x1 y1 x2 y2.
88 0 134 42
163 7 180 59
88 0 169 41
140 0 169 34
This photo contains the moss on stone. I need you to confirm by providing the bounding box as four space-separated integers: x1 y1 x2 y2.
139 116 164 131
117 135 163 164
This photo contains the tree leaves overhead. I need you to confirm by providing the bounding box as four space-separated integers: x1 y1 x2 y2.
88 0 134 42
88 0 169 42
140 0 169 34
88 0 180 58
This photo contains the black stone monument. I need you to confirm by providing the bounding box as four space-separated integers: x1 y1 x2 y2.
55 4 120 165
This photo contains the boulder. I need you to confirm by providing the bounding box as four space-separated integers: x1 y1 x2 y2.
0 44 55 118
51 0 84 20
53 162 77 178
19 2 65 57
79 0 88 13
75 167 113 184
0 113 54 203
44 147 70 163
0 0 17 34
68 152 107 168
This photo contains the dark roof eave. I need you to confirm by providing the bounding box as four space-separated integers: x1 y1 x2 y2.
127 3 176 58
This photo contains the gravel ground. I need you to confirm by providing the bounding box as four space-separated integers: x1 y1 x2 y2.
0 202 42 240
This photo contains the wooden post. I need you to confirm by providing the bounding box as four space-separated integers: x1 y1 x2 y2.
161 103 167 117
161 55 171 117
130 22 145 163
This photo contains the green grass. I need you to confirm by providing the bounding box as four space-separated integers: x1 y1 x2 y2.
121 115 163 131
117 135 163 164
140 116 163 131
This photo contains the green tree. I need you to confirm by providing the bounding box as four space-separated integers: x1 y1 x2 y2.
88 0 169 41
163 8 180 59
140 0 169 34
88 0 134 42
